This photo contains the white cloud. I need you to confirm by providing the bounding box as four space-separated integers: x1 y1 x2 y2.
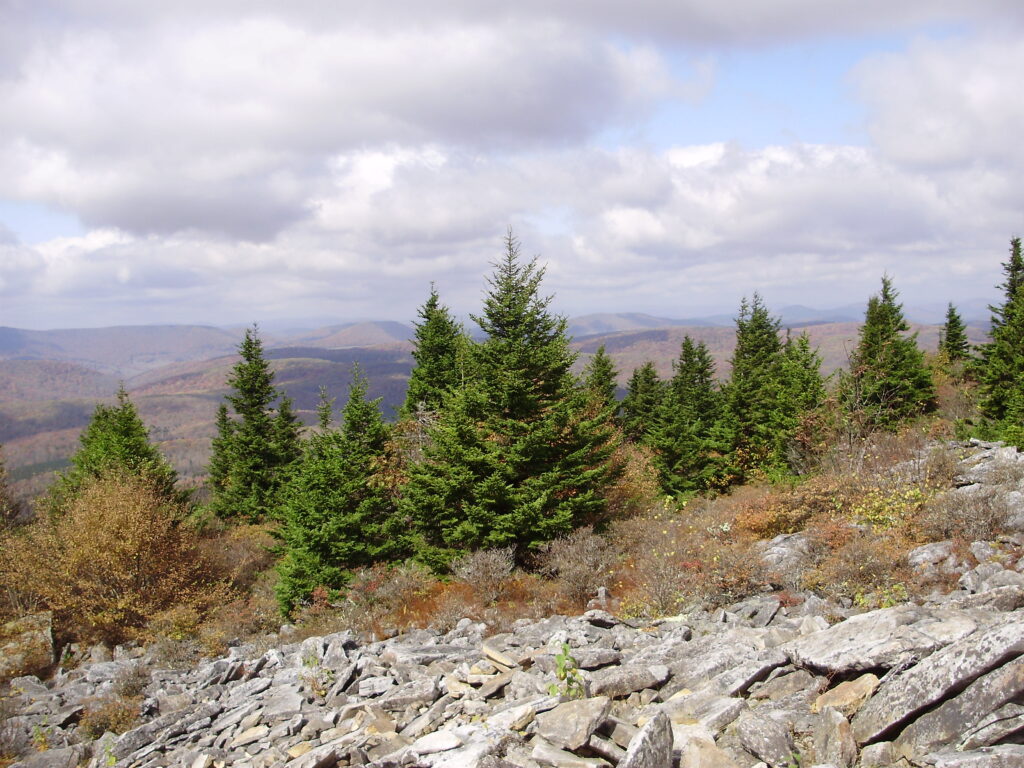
2 2 1024 328
856 35 1024 170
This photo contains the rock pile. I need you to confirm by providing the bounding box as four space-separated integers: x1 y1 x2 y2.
6 584 1024 768
4 439 1024 768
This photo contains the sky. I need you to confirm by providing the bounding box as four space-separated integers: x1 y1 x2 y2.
2 1 1024 330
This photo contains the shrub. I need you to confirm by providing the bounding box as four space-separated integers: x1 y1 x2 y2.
450 547 515 605
0 472 227 645
291 561 435 639
538 527 618 605
78 694 140 738
601 442 664 520
802 529 908 603
917 488 1008 543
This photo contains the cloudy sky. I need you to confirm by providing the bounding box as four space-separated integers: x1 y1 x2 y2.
1 1 1023 329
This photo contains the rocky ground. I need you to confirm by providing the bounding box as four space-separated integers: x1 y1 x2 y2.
4 440 1024 768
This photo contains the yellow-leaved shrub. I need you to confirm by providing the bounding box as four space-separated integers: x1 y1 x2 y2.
0 472 227 645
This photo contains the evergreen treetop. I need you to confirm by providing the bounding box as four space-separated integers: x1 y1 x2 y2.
403 285 466 416
47 385 182 510
939 302 970 362
402 233 618 567
582 345 618 410
621 362 663 442
979 238 1024 431
648 336 725 495
208 325 302 520
724 294 787 472
274 366 397 614
844 276 936 428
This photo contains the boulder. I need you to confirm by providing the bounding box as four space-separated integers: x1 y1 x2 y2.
813 707 856 768
618 711 672 768
787 604 976 675
852 616 1024 745
589 665 669 698
535 696 611 750
893 660 1024 760
736 712 794 768
812 673 879 716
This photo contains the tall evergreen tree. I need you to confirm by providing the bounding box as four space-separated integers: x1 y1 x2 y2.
648 336 725 495
208 325 302 520
402 286 466 416
724 294 787 473
47 385 182 510
274 367 397 614
620 362 663 442
582 345 618 411
979 238 1024 435
844 276 936 429
401 233 618 567
939 302 970 362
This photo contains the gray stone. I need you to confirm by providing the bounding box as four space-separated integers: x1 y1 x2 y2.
535 696 611 750
705 650 788 696
619 711 672 768
750 669 820 701
9 745 83 768
959 702 1024 750
589 665 669 698
760 533 814 572
573 648 621 669
853 616 1024 745
812 707 856 768
531 738 612 767
380 676 439 710
893 659 1024 760
677 735 742 768
260 687 304 721
858 741 896 768
787 604 977 675
927 745 1024 767
737 712 794 768
358 675 395 697
659 691 747 733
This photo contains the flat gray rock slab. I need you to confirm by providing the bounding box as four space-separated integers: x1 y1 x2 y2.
787 605 977 675
589 665 669 698
894 660 1024 760
737 711 794 768
813 707 857 768
853 616 1024 745
535 696 611 751
619 711 672 768
926 745 1024 767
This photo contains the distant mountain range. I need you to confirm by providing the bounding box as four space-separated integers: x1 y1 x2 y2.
0 308 990 500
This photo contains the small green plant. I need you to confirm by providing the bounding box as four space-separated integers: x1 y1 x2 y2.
31 720 50 751
546 643 585 700
299 652 335 698
854 582 908 610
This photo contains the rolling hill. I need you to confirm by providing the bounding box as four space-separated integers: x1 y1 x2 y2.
0 316 988 503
